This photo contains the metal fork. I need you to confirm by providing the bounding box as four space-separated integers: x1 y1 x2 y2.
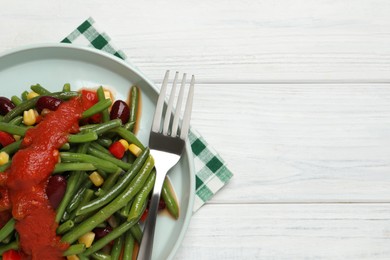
137 70 195 260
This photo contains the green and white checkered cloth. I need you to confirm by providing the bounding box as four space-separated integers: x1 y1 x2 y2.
62 17 233 212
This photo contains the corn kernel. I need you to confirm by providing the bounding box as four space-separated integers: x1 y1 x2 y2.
0 152 9 166
13 135 21 141
66 255 80 260
128 144 142 157
78 231 95 248
27 91 39 100
104 90 113 101
118 139 129 150
89 171 104 187
23 109 37 126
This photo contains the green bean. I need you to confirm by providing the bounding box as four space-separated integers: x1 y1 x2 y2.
0 139 22 155
0 219 15 242
122 231 135 260
63 83 71 92
57 220 74 235
0 161 11 172
11 96 22 106
21 90 28 101
128 86 140 133
82 99 112 119
90 251 112 260
60 142 70 150
124 121 135 132
90 142 111 155
97 169 123 197
62 155 154 244
87 146 131 170
9 116 23 125
97 86 110 123
0 122 27 136
56 172 87 223
162 176 180 219
111 234 124 260
80 119 121 136
30 84 51 95
81 217 139 256
60 152 120 174
75 189 95 213
53 163 96 173
68 131 98 143
76 148 150 216
128 170 156 221
67 178 93 213
96 137 112 148
2 232 14 244
130 223 143 243
110 127 144 150
63 243 86 256
3 91 79 122
0 240 18 255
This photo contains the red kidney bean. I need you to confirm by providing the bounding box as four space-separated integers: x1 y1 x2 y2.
46 175 67 210
0 97 15 115
110 100 130 124
93 226 113 240
36 96 63 113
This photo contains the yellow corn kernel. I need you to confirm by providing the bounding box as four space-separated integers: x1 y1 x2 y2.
23 109 37 126
0 152 9 166
13 135 21 141
89 171 104 187
27 91 39 100
104 90 113 101
128 144 142 157
78 231 95 248
118 139 129 150
66 255 80 260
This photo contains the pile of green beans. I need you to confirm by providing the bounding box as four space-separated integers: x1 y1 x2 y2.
0 84 180 259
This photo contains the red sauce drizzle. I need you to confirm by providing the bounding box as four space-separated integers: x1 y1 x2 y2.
6 98 83 259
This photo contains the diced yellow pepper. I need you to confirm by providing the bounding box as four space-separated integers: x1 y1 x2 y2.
118 139 129 150
27 91 39 100
0 152 9 166
128 144 142 157
78 231 95 248
89 171 104 187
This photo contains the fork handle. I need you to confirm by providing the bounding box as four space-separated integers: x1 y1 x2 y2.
137 169 166 260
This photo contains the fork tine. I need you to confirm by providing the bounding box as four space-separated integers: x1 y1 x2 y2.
180 75 195 139
162 71 179 135
171 73 187 137
152 70 170 132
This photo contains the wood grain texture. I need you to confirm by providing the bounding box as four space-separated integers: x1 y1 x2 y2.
176 204 390 260
192 83 390 203
1 0 390 81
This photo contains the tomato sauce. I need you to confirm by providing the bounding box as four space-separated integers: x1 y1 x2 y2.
5 97 83 260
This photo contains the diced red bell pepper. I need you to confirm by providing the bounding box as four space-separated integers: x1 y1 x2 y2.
109 141 126 159
140 208 149 222
3 250 22 260
80 89 101 123
0 131 15 147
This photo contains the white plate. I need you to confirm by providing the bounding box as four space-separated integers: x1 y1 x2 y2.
0 43 195 260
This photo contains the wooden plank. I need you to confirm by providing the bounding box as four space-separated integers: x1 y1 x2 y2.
175 203 390 259
190 83 390 203
1 0 390 82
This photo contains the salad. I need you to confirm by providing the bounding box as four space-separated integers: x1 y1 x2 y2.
0 84 179 260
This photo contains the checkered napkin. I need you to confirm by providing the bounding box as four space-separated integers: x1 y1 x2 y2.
62 17 233 212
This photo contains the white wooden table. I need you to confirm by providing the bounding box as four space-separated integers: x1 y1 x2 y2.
2 1 390 259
